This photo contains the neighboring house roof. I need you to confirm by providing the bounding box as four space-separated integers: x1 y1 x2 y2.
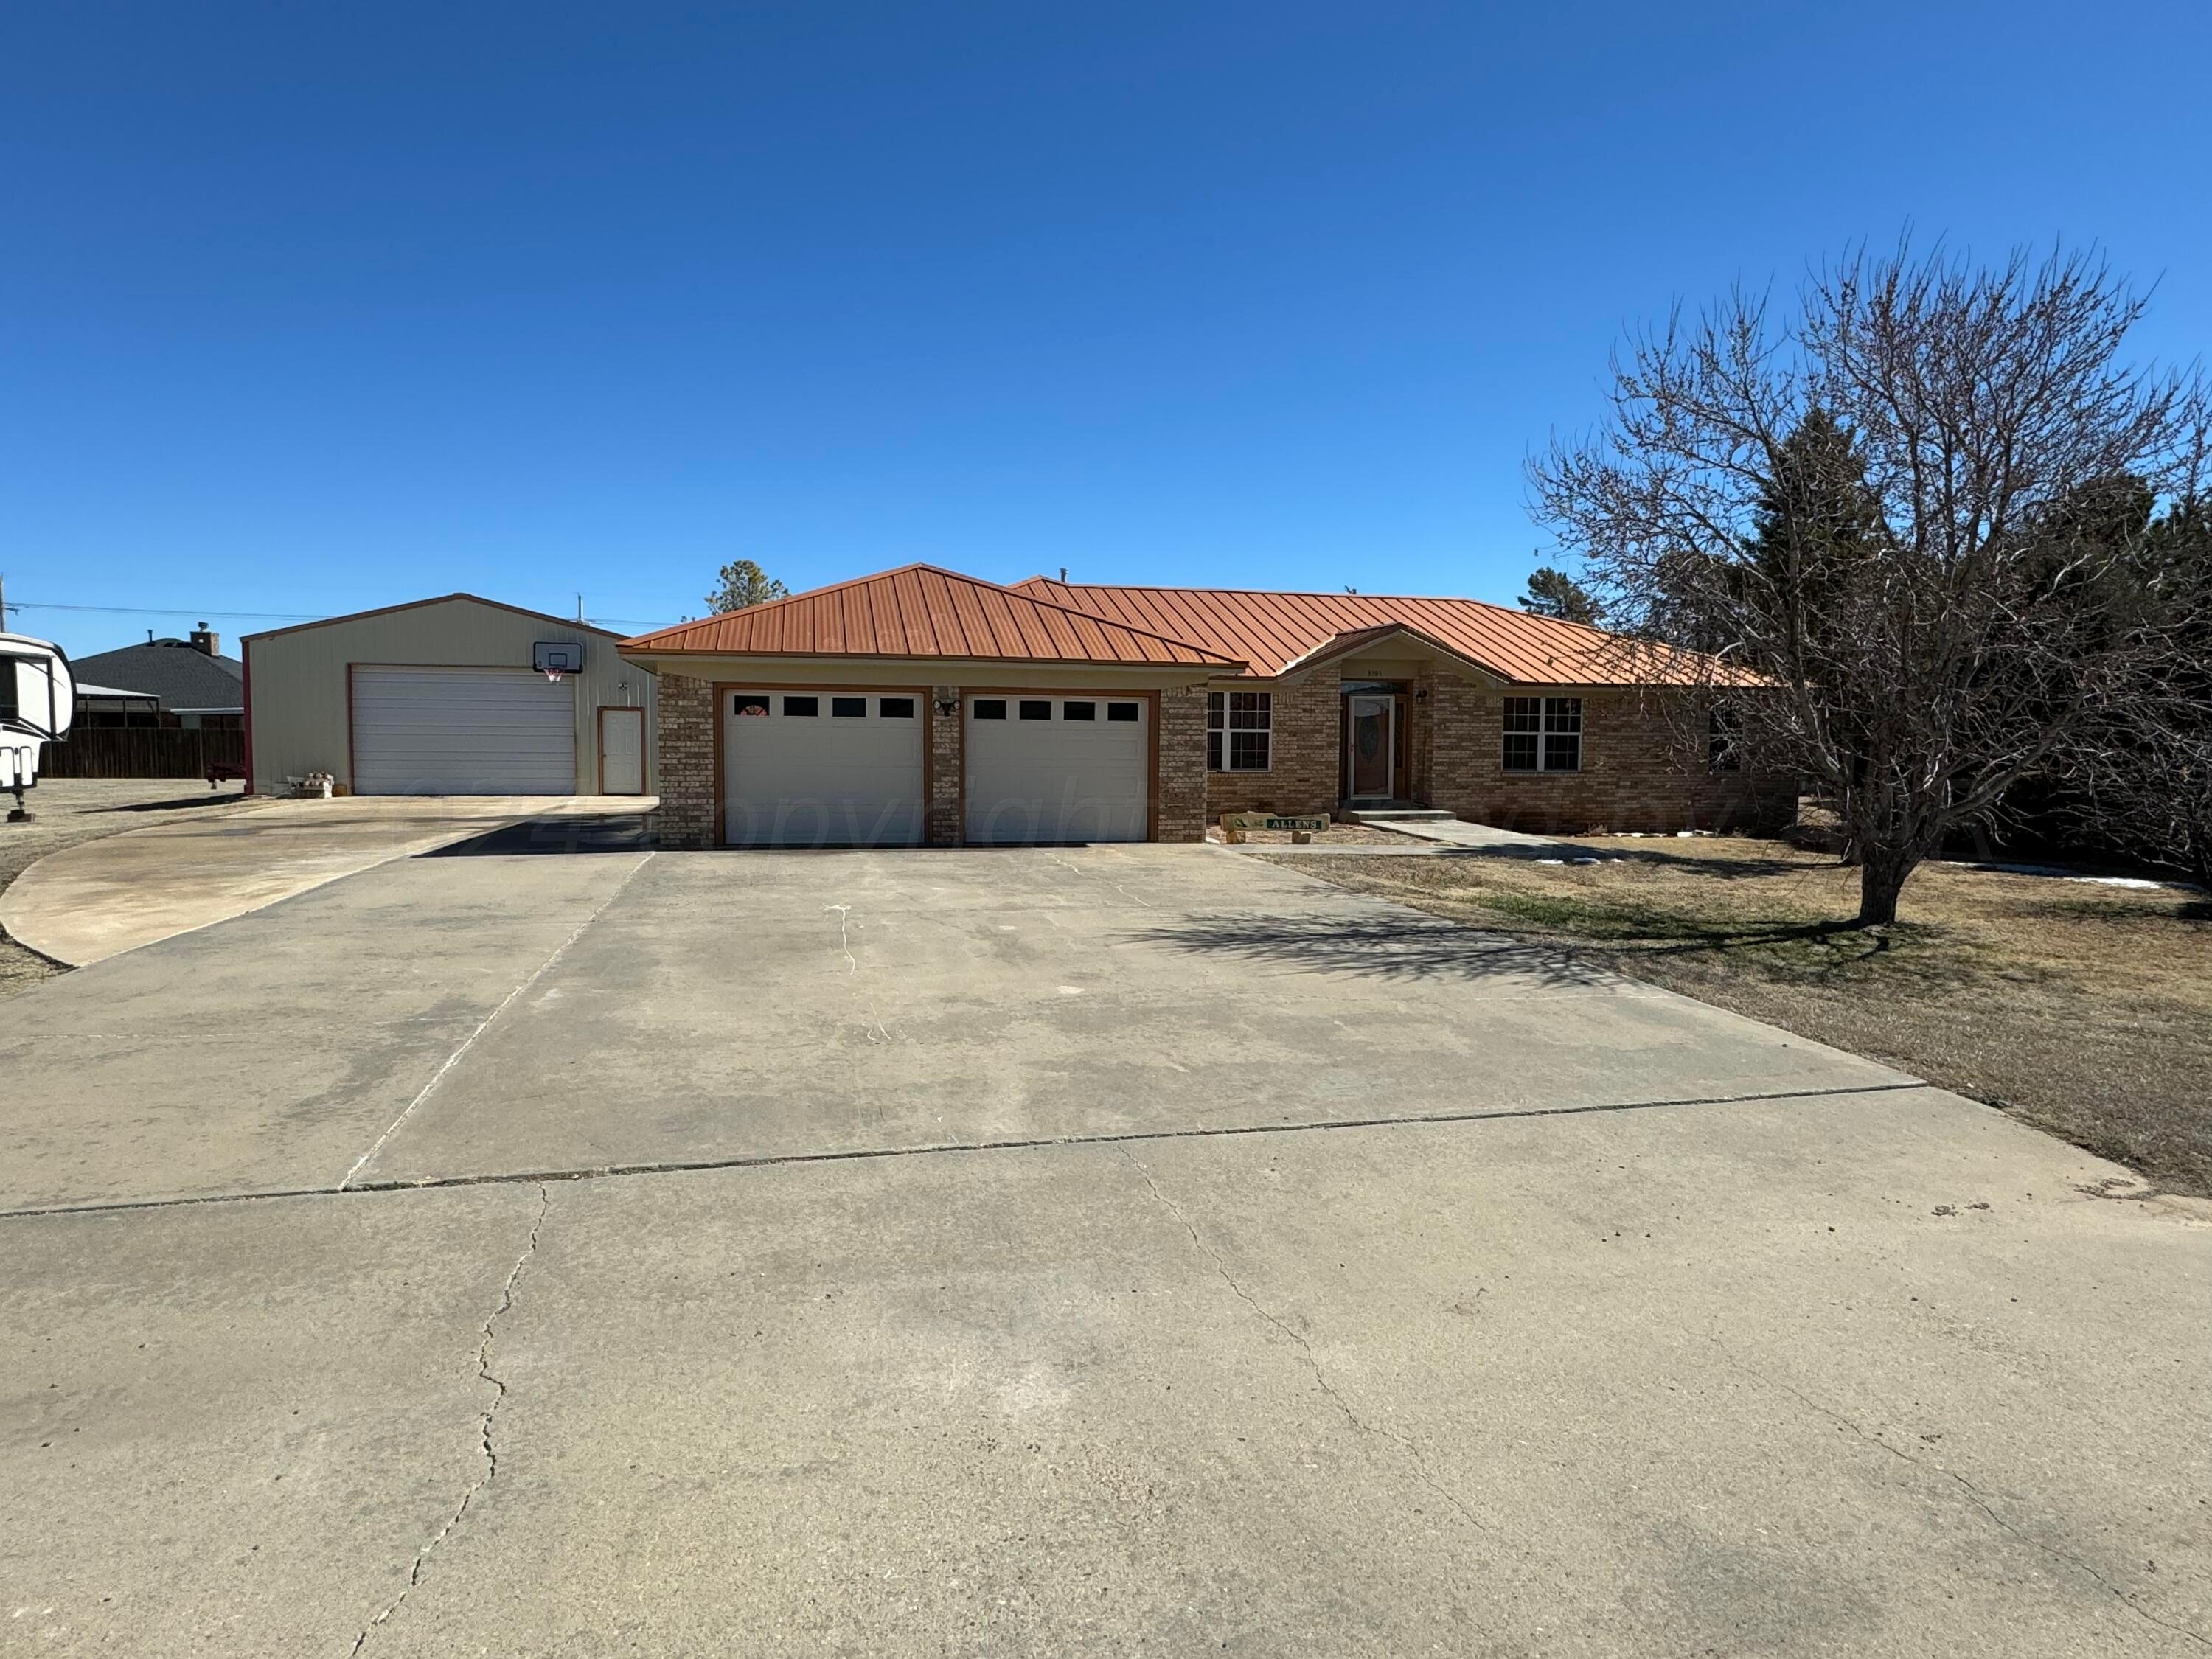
76 683 161 700
240 592 630 643
70 641 246 712
622 564 1245 668
1012 577 1741 686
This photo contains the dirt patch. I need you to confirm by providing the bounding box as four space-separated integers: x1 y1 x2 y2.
0 779 257 995
1269 835 2212 1196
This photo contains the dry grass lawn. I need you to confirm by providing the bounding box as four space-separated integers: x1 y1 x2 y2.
1273 835 2212 1197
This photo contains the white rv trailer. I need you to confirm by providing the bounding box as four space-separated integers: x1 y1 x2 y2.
1 632 75 822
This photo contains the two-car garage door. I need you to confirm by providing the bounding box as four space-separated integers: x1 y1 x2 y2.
351 667 575 795
719 689 1150 846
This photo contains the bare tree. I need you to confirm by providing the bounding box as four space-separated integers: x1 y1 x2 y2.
1528 243 2210 924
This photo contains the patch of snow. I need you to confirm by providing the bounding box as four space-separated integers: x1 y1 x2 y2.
1534 858 1565 865
1571 856 1602 865
1946 859 2202 894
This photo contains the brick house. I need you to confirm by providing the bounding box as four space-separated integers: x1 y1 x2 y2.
618 564 1790 849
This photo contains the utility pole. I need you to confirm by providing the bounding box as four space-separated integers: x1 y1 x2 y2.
576 593 584 623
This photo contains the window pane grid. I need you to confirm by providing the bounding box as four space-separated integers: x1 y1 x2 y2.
1503 696 1581 771
1207 689 1272 771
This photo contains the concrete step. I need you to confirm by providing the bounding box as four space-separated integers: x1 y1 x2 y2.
1342 807 1457 824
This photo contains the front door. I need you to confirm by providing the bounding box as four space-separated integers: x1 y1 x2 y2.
1346 694 1394 799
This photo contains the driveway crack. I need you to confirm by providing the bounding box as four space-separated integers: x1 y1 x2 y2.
1722 1352 2209 1649
1116 1147 1489 1540
349 1183 552 1655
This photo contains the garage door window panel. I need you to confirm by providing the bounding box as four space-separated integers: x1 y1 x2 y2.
832 697 867 718
783 696 819 717
1018 700 1051 720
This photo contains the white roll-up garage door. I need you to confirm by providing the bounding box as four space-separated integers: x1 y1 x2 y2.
350 667 577 796
964 695 1149 844
724 690 925 847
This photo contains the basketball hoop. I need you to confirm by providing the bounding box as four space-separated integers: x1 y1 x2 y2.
543 669 566 684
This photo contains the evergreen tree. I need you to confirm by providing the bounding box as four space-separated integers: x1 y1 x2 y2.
1517 566 1602 624
705 560 790 613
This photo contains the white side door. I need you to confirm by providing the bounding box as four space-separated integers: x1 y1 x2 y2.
599 706 645 795
351 666 576 795
723 689 925 847
964 694 1149 844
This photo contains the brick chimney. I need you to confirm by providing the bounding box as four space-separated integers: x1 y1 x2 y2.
190 622 219 655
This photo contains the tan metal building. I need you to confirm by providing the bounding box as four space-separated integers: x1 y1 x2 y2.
243 594 657 797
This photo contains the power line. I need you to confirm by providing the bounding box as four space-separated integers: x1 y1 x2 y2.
1 599 323 620
0 598 665 629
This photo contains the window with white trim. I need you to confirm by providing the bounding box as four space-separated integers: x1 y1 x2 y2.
1503 695 1581 772
1708 702 1742 771
1207 691 1272 771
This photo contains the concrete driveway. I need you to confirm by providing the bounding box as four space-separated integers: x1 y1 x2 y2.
3 832 2207 1655
0 793 655 967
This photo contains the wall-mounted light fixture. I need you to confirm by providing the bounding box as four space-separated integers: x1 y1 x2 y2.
933 686 961 717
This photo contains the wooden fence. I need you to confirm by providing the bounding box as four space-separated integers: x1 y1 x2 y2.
39 727 247 780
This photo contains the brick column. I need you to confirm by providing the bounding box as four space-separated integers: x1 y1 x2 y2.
654 672 716 848
928 686 962 846
1427 672 1486 821
1156 684 1208 841
1410 667 1436 805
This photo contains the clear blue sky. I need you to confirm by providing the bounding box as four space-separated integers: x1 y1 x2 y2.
4 1 2207 656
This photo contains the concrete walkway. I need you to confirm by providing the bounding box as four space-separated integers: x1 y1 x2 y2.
0 794 654 966
1241 816 1616 858
1369 815 1597 852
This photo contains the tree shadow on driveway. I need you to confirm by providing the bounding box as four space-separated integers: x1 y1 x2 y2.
1124 911 1612 987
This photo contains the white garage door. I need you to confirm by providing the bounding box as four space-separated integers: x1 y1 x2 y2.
725 690 925 847
965 695 1149 844
351 667 576 796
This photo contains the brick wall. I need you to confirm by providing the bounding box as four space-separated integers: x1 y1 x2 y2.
654 672 717 848
1156 686 1209 841
649 664 1783 849
928 686 962 846
1204 669 1341 818
1425 677 1792 835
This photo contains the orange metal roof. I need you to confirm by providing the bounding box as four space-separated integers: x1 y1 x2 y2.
1012 577 1739 685
621 564 1242 668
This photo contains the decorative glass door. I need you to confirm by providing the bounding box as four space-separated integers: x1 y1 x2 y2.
1347 695 1394 798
